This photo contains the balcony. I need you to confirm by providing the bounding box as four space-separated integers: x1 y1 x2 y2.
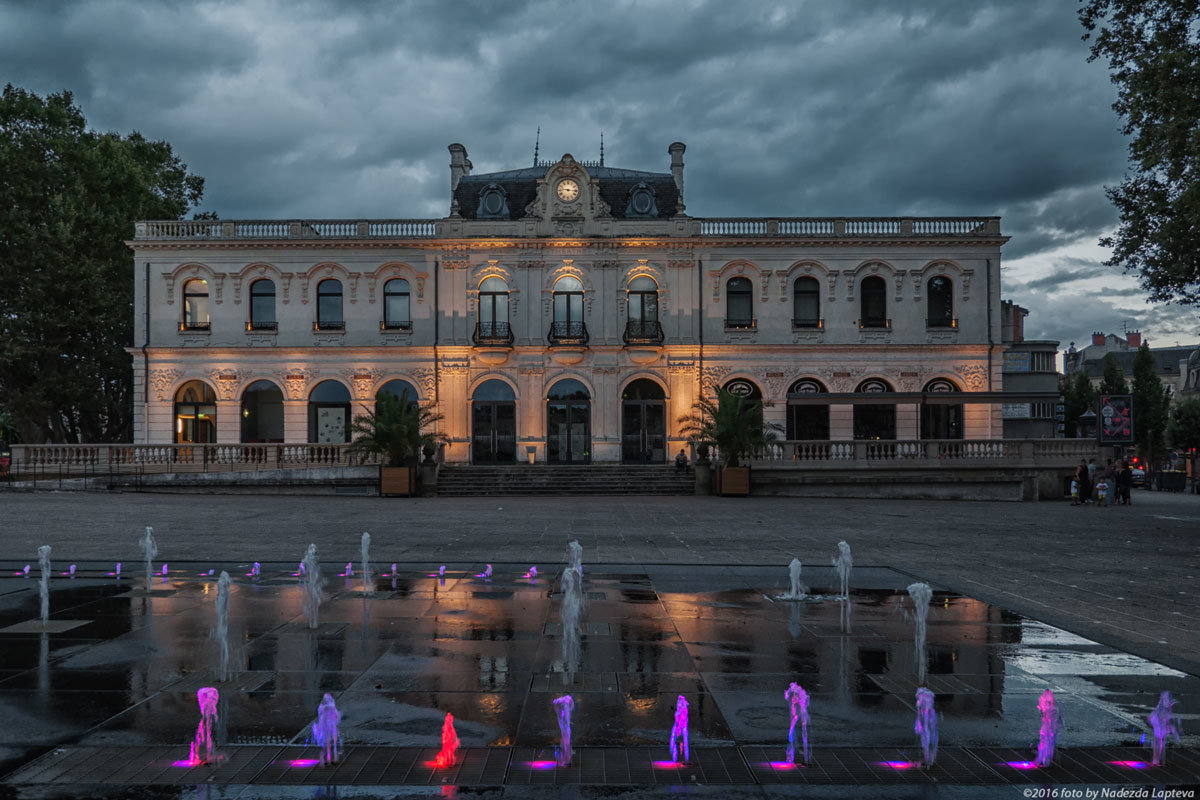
178 322 210 332
246 321 277 332
791 318 824 330
858 318 891 330
927 318 959 329
547 321 588 365
623 319 664 345
473 321 515 347
380 320 413 331
724 318 756 330
313 321 344 332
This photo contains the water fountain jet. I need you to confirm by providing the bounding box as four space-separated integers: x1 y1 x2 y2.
302 545 324 630
214 571 231 682
184 687 219 766
914 687 938 767
782 558 807 600
37 546 50 625
140 527 157 593
785 682 810 765
669 695 689 764
560 567 583 682
311 694 341 766
360 532 373 594
433 713 460 768
1148 690 1182 766
1035 689 1063 767
906 582 932 684
553 694 574 766
833 541 852 600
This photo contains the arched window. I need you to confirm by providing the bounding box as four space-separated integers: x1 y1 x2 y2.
316 279 343 330
854 378 895 439
550 276 586 344
792 277 821 329
248 279 276 331
308 380 351 443
921 378 963 440
475 276 512 345
240 380 283 442
786 379 829 440
547 379 591 463
382 279 411 330
927 276 955 328
725 277 754 328
859 276 888 328
174 380 216 443
377 378 419 408
472 379 517 463
182 279 210 330
625 276 662 343
621 378 667 463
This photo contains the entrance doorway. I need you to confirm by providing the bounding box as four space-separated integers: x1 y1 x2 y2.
621 378 666 463
472 379 516 463
547 379 590 463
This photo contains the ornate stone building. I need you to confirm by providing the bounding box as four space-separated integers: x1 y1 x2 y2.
129 142 1013 463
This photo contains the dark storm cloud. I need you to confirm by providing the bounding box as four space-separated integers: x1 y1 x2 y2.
0 0 1194 349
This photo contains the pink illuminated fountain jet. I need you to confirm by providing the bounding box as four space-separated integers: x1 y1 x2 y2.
312 694 341 766
181 687 220 766
785 682 811 765
914 687 938 767
669 695 689 764
1035 689 1063 767
434 713 461 768
553 695 575 766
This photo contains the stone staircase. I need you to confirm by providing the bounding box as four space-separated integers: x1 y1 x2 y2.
437 464 694 496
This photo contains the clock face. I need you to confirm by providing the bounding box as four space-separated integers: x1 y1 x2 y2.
556 179 580 203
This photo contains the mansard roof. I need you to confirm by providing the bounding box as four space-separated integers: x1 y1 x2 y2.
453 164 681 220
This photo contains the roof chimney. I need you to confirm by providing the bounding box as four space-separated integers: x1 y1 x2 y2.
668 142 686 200
1126 330 1141 348
1092 332 1106 347
448 143 471 191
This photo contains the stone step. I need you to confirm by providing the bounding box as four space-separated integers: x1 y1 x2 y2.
436 465 693 496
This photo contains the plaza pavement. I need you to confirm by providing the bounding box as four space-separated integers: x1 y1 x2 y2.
3 488 1199 678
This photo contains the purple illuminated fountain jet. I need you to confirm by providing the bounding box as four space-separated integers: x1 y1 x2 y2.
312 694 341 766
914 687 938 767
670 695 689 764
183 687 219 766
553 694 574 766
785 682 811 765
1035 689 1063 767
1148 691 1182 766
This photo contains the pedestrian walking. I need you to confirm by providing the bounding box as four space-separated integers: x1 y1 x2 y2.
1117 460 1133 506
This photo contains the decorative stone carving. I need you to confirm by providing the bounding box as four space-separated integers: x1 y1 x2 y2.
700 366 730 393
827 368 865 393
280 274 293 304
827 271 839 302
440 358 470 376
348 273 361 304
279 369 318 401
554 220 582 236
149 369 183 401
207 370 240 401
893 271 905 301
760 272 772 303
409 368 437 398
667 358 696 374
213 275 225 304
348 371 375 400
961 270 974 300
955 363 989 391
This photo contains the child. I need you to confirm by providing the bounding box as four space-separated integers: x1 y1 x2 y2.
1070 478 1080 506
1096 476 1109 507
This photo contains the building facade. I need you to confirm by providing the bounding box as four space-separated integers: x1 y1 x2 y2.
999 301 1061 439
129 143 1013 463
1065 331 1197 400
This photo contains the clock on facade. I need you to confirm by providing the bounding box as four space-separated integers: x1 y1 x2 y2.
556 179 580 203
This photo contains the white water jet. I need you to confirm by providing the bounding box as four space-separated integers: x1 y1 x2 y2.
360 532 373 594
303 544 325 629
782 558 807 600
561 567 583 683
832 541 852 600
906 582 933 684
37 546 51 625
214 571 231 681
567 540 583 576
140 527 157 593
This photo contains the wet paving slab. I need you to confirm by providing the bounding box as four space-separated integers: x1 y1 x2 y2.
0 561 1195 789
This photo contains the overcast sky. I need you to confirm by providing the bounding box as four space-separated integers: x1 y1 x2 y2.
3 0 1197 353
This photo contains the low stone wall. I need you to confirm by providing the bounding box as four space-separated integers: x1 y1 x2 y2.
104 465 380 495
749 464 1072 501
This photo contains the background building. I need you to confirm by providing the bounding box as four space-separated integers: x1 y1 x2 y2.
1000 301 1060 438
129 143 1017 463
1065 331 1196 398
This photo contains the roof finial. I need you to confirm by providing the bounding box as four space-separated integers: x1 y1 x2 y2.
599 131 604 167
533 126 540 167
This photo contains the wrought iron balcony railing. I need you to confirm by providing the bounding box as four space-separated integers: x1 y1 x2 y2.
246 321 277 332
927 317 958 329
380 320 413 331
313 320 345 332
473 321 515 347
179 321 210 332
791 318 824 330
623 319 664 345
548 320 589 346
724 318 756 330
857 318 891 330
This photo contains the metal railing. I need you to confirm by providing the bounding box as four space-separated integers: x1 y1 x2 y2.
313 321 345 331
380 320 413 331
473 321 515 346
246 321 278 332
746 438 1097 465
927 318 958 329
548 321 589 346
724 318 756 330
857 318 891 330
623 319 664 345
791 318 823 330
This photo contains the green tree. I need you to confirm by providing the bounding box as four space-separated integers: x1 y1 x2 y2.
1099 352 1129 394
0 85 204 442
1061 371 1097 437
677 388 781 467
1167 394 1200 451
1079 1 1200 304
349 391 447 467
1131 342 1169 466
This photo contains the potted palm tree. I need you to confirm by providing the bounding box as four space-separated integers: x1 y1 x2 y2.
349 390 446 497
678 388 780 496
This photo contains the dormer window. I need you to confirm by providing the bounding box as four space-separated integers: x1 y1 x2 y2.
476 183 509 219
625 183 658 218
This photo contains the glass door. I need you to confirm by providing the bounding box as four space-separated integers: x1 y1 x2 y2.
547 400 590 463
472 402 517 463
621 399 666 463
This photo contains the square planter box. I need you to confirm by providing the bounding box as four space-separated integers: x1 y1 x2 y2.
380 465 417 497
717 465 751 496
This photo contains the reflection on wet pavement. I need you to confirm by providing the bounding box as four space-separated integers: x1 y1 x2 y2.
0 560 1196 790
